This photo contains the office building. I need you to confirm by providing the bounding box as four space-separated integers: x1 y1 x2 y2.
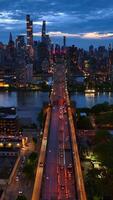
0 114 18 136
26 15 33 58
16 35 25 49
26 15 33 47
42 20 46 42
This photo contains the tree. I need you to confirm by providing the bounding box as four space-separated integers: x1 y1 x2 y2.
23 152 37 179
28 152 37 163
16 195 27 200
32 137 37 144
77 116 93 129
23 163 34 179
85 168 101 199
94 130 112 145
91 102 109 114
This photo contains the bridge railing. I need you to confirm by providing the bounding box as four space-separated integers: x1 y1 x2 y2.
32 107 51 200
66 92 87 200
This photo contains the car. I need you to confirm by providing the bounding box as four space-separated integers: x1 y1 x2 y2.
67 164 72 169
60 166 64 170
61 185 65 190
39 162 44 167
65 192 69 198
16 176 19 182
59 115 63 119
18 190 23 195
68 173 72 178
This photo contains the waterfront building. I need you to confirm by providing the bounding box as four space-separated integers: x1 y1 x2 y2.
0 42 5 67
25 63 33 82
0 113 18 136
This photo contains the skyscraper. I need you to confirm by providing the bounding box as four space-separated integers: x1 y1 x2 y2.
63 36 66 47
26 15 33 46
42 20 46 42
16 35 25 49
8 32 14 47
26 15 33 58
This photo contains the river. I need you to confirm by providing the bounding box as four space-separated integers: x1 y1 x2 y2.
0 91 49 124
0 91 113 123
71 92 113 108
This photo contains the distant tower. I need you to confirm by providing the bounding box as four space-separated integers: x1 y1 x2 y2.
26 15 33 47
42 20 46 42
63 36 66 47
9 32 13 43
8 32 14 47
108 43 112 51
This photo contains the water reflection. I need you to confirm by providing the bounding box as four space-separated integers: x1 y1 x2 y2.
71 92 113 108
0 92 17 107
0 91 113 122
0 91 49 123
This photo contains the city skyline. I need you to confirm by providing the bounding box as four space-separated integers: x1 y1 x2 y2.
1 0 113 48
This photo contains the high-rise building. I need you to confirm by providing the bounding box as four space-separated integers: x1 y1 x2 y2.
26 15 34 58
26 15 33 47
41 20 51 48
25 63 33 82
42 20 46 42
0 109 18 137
63 36 66 47
6 33 16 67
0 42 5 66
16 35 25 49
8 32 14 48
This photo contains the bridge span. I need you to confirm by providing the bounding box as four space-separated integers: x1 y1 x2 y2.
32 59 87 200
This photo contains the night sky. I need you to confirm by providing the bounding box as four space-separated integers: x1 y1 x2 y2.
1 0 113 48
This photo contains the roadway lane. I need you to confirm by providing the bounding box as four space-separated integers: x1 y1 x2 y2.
32 108 51 200
41 62 77 200
41 108 59 199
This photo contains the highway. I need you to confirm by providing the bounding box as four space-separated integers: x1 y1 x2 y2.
41 60 77 200
32 56 87 200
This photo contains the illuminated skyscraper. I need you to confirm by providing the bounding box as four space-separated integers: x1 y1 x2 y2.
26 15 33 47
26 15 33 57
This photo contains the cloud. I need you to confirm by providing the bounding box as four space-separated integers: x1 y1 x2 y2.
1 0 113 47
0 10 24 25
85 8 113 21
28 31 113 39
33 21 52 25
82 32 113 39
0 18 24 25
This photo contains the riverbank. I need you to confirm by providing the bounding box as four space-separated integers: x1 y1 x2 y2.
0 85 51 92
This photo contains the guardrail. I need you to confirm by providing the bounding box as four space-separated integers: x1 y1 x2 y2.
32 107 51 200
66 92 87 200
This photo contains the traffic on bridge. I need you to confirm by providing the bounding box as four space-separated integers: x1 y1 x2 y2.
32 56 87 200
